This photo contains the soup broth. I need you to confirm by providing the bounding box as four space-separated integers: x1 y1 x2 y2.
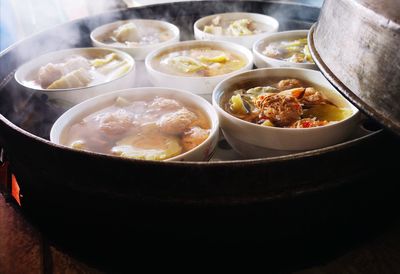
203 15 273 36
98 21 174 47
152 46 246 77
263 37 314 64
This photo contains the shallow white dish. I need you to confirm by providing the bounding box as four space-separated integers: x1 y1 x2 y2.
253 29 317 70
50 87 220 162
14 47 135 106
145 40 253 100
212 67 360 157
194 12 279 49
90 19 180 61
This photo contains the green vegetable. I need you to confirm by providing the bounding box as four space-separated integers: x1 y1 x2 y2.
304 45 314 63
229 94 248 114
303 104 352 121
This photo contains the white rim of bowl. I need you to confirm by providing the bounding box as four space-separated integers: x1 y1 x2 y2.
90 19 180 50
253 29 316 67
50 87 220 162
194 12 279 38
144 40 254 80
212 67 360 132
14 47 135 92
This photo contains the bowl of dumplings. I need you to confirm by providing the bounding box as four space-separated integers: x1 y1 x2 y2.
194 12 279 49
90 19 180 60
14 47 136 106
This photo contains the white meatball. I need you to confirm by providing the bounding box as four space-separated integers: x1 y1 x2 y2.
95 109 135 135
149 97 181 111
157 108 197 135
182 126 210 151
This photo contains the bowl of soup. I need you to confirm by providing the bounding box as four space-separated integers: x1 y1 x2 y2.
145 40 253 100
194 12 279 49
14 47 135 106
212 67 360 157
253 30 317 70
50 87 219 161
90 19 180 60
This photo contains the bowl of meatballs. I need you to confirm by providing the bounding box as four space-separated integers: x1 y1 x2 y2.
50 87 219 161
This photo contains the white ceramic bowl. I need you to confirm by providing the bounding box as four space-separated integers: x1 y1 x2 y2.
90 19 180 61
212 68 360 158
145 40 254 100
14 47 135 106
50 87 220 162
194 12 279 49
253 29 317 70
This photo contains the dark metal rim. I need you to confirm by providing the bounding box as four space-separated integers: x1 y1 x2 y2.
308 23 400 136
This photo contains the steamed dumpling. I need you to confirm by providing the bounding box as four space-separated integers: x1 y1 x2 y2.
113 22 140 42
38 56 91 88
47 68 91 89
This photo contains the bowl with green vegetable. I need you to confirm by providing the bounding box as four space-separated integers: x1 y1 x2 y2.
15 47 136 106
194 12 279 49
212 67 360 157
145 40 253 101
253 30 317 70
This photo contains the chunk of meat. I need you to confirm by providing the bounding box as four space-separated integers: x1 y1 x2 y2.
211 15 221 26
182 126 210 151
95 109 135 135
277 79 303 91
63 56 91 71
157 108 197 135
301 87 327 106
290 118 328 128
149 97 181 111
256 93 302 127
278 87 305 99
263 44 282 58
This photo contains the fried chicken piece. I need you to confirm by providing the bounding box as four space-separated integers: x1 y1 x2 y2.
301 87 327 106
257 93 303 127
277 78 303 91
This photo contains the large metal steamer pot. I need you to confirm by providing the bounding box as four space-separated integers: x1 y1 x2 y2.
310 0 400 135
0 1 399 263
